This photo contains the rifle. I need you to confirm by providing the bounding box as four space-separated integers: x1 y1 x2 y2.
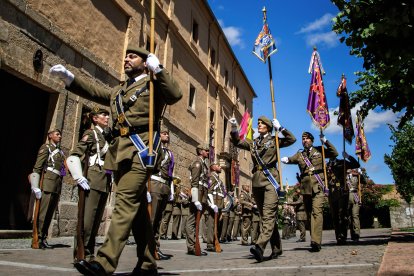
194 209 201 256
30 172 44 249
214 212 222 253
76 152 89 261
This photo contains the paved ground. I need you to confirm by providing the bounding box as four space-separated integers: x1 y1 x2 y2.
0 228 410 276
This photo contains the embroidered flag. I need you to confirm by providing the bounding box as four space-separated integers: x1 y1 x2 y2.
355 113 371 162
307 48 330 129
337 75 354 144
252 10 277 62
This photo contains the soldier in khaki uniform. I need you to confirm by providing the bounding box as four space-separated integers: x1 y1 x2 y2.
66 107 112 262
148 127 175 260
232 196 242 241
289 188 307 242
50 45 182 276
347 168 366 242
29 129 65 249
205 162 224 251
224 191 236 242
326 152 359 245
171 177 185 239
239 184 253 246
282 132 338 252
185 144 210 256
159 201 173 240
250 197 260 244
231 116 296 262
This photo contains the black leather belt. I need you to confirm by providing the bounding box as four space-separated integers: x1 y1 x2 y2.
301 170 323 178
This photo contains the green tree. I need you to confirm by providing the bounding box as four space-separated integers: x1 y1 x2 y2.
331 0 414 127
384 122 414 203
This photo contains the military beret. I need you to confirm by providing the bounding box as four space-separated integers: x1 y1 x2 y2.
302 131 314 141
210 161 220 168
48 128 61 134
258 115 273 130
160 126 169 133
126 45 150 60
196 144 209 151
89 106 110 116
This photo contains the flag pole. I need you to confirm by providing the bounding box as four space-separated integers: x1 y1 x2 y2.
320 128 329 195
263 7 283 191
341 74 347 186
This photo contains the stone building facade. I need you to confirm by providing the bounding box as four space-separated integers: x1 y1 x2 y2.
0 0 256 237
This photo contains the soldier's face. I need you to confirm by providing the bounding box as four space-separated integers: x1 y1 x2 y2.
124 53 146 76
257 120 269 134
302 136 313 148
49 131 61 144
160 131 169 143
94 113 110 128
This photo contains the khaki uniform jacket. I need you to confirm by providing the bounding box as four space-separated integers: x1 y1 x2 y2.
287 141 338 195
208 172 225 209
33 143 65 193
189 157 209 204
240 190 253 217
290 194 307 221
67 70 182 171
231 129 296 187
70 128 111 193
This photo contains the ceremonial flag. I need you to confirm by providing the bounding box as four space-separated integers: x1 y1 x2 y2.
238 110 250 140
337 75 354 144
252 11 277 62
355 113 371 162
246 117 253 141
307 48 330 129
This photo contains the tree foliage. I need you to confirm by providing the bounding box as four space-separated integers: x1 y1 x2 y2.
331 0 414 127
384 122 414 203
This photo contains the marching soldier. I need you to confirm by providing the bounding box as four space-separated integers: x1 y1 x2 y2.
230 116 296 262
148 127 175 260
289 187 307 242
281 131 338 252
326 151 359 245
250 197 260 244
347 167 366 242
66 107 112 262
29 129 65 249
239 184 253 246
185 144 210 256
205 162 225 251
50 45 182 275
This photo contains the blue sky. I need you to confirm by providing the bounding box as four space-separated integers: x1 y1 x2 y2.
207 0 398 186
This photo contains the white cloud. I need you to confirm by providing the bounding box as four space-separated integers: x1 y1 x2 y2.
316 102 399 134
297 13 334 34
223 26 244 48
216 19 244 48
305 31 339 48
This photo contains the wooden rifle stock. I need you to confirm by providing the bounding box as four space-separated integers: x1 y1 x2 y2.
214 212 221 253
30 173 44 249
194 209 201 256
76 154 89 261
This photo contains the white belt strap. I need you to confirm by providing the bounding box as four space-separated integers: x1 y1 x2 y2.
151 175 166 184
47 167 61 176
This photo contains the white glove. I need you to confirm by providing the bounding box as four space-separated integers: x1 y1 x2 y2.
49 64 74 86
146 53 162 73
320 134 327 143
147 191 152 203
342 151 350 159
211 204 218 213
194 201 202 211
32 188 42 199
253 204 257 209
168 193 174 201
281 157 289 163
229 117 238 132
272 118 282 131
77 176 90 190
357 168 362 174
